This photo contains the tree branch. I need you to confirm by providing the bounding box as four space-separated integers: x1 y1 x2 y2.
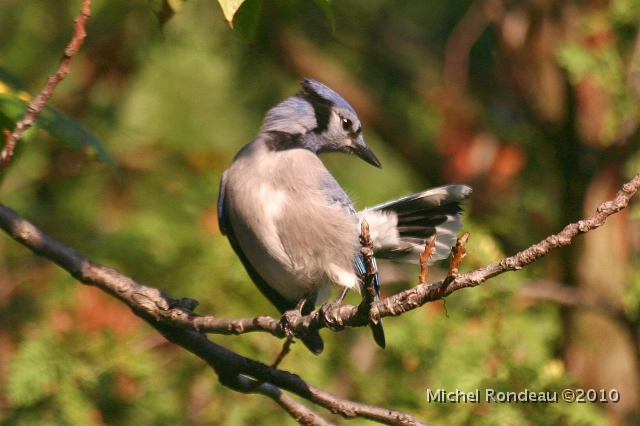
357 219 379 326
251 381 334 426
0 0 91 170
231 170 639 333
1 172 637 424
167 171 640 340
0 202 427 426
448 172 640 293
6 1 638 424
8 175 636 348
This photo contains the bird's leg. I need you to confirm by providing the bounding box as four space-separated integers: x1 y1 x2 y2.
295 297 307 312
320 287 349 332
270 298 310 368
279 297 308 341
333 287 349 305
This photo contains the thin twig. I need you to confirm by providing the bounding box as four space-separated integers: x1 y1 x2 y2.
437 232 469 295
358 219 377 319
272 337 294 369
448 173 640 293
270 171 640 331
0 0 91 170
418 235 437 284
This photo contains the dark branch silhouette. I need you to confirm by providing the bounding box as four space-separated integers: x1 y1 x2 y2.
517 279 626 319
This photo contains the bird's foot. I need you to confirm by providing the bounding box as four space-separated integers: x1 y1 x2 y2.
321 288 349 332
280 309 303 339
278 296 308 339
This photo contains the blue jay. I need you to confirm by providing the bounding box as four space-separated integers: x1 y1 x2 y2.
218 79 470 354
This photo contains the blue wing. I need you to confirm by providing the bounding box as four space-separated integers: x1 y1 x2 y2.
354 252 386 348
363 185 472 262
322 177 386 349
354 254 381 300
217 171 229 235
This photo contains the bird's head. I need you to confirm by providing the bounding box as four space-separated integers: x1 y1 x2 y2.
260 79 381 168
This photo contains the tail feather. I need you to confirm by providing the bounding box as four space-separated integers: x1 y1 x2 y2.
359 185 471 263
300 330 324 355
352 185 470 350
354 254 386 349
369 321 386 349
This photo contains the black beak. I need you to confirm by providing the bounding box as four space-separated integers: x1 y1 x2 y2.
353 135 382 168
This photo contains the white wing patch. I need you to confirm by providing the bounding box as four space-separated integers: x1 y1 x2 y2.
358 199 465 264
358 210 400 251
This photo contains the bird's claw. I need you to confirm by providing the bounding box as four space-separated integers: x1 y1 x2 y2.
321 300 345 332
280 309 303 339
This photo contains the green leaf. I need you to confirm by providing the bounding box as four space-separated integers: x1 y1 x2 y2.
38 103 120 174
218 0 245 24
313 0 335 34
232 0 262 42
0 67 31 93
0 91 119 175
0 94 28 122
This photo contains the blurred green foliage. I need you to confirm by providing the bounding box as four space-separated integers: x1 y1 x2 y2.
0 0 639 425
0 69 118 173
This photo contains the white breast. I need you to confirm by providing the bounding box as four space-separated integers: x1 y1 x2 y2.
224 145 360 302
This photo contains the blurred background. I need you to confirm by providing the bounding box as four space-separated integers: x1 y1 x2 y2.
1 0 640 424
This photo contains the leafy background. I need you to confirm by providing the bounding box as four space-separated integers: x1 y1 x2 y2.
1 0 640 424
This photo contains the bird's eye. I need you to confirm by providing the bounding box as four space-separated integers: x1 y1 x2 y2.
341 118 352 131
